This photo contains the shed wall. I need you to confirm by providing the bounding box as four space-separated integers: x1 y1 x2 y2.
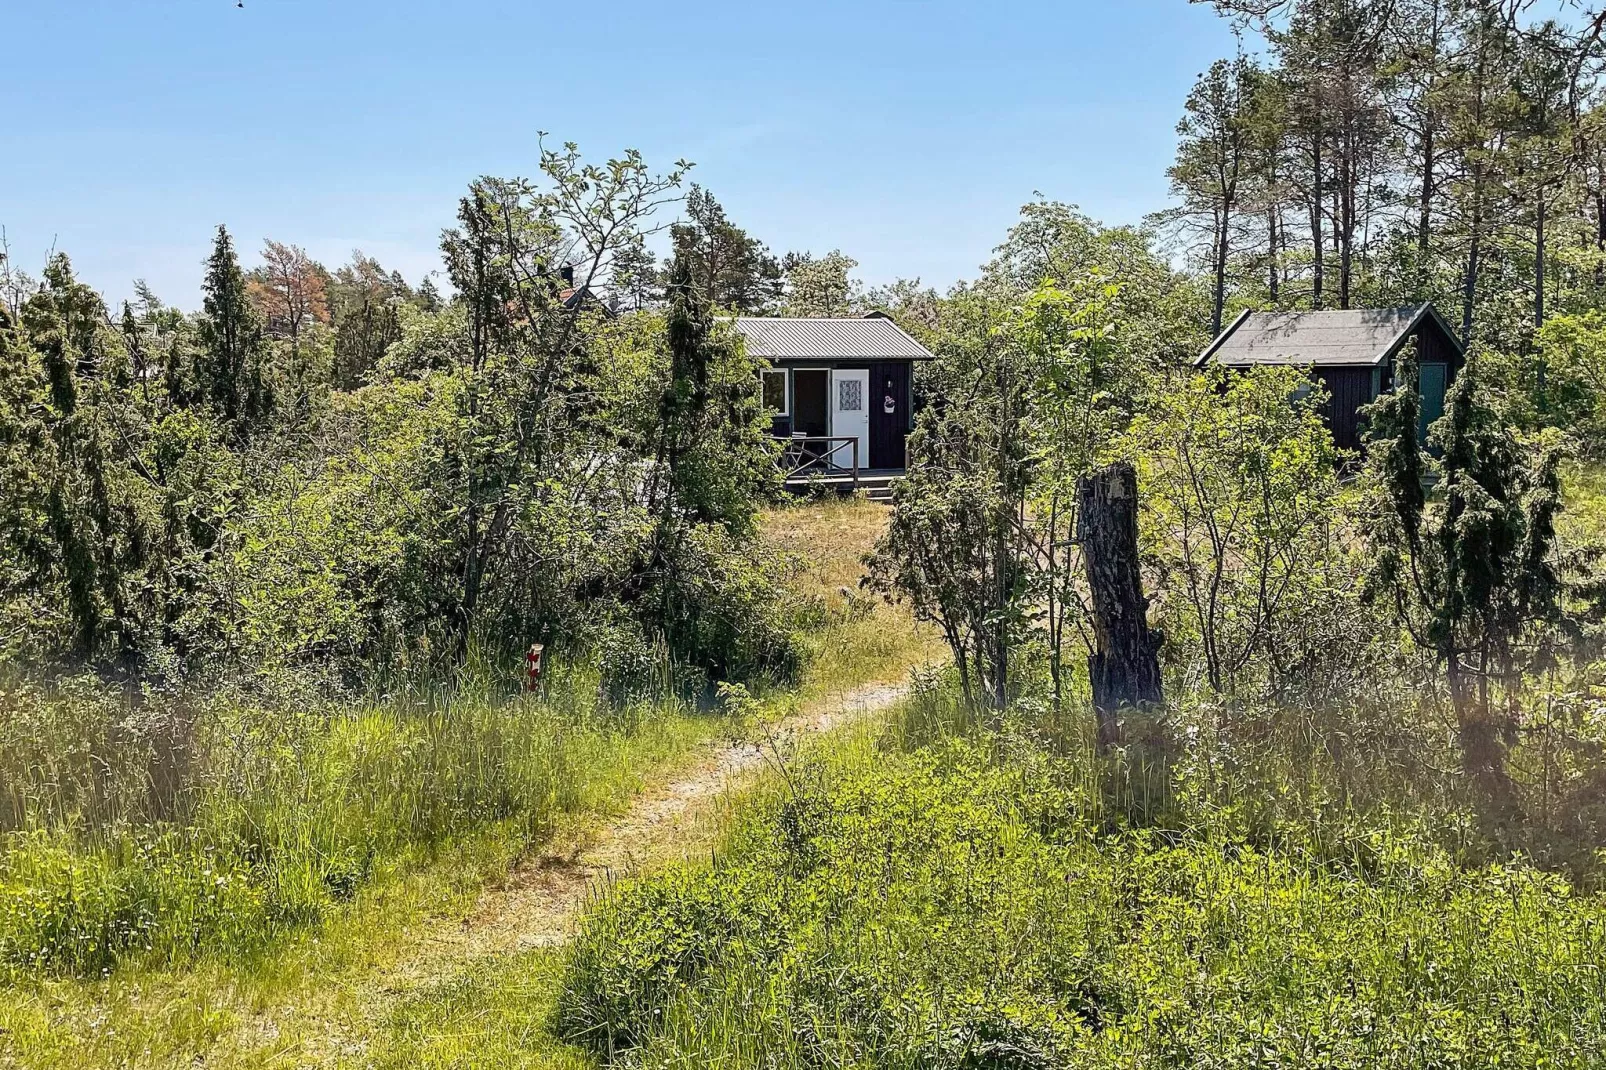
1312 366 1379 451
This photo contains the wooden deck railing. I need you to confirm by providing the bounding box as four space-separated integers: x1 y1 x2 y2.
777 434 860 487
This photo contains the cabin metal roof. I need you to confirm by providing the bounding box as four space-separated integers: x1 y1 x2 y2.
1198 304 1461 368
733 315 934 361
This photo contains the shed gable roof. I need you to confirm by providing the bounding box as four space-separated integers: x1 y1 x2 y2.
733 315 934 361
1198 304 1462 368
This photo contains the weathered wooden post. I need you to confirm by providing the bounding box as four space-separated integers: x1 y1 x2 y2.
1077 461 1163 750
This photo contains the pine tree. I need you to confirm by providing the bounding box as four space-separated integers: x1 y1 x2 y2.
654 253 772 530
666 186 783 312
1165 56 1260 333
1363 349 1578 804
196 225 273 438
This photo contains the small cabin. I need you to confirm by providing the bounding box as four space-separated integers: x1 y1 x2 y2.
1196 304 1465 450
735 314 934 490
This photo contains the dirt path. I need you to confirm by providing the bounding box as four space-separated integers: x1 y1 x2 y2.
377 680 909 986
209 680 911 1066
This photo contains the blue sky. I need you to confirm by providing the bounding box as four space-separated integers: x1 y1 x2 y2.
2 0 1248 308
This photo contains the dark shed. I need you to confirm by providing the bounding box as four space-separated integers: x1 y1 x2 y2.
734 314 934 472
1196 304 1466 450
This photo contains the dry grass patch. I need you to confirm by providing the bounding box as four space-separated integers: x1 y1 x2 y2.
761 494 940 699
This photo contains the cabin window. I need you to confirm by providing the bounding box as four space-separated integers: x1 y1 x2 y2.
761 369 788 414
838 378 862 412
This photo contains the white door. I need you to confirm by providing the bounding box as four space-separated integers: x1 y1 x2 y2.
830 369 869 472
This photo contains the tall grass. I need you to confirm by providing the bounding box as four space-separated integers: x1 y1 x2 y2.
0 497 928 987
0 663 712 979
760 495 942 697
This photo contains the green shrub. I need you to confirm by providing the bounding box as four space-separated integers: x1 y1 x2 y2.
559 735 1606 1069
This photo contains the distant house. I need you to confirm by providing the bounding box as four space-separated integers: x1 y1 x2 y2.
1197 304 1465 450
734 314 935 483
557 265 611 315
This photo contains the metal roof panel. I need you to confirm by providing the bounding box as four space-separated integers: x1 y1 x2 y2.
733 316 935 360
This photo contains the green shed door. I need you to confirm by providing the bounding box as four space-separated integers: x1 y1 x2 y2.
1418 363 1447 444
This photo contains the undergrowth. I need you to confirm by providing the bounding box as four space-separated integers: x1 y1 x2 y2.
0 664 714 981
558 691 1606 1069
0 495 929 1068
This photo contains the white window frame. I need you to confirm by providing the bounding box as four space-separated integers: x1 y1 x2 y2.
761 368 790 415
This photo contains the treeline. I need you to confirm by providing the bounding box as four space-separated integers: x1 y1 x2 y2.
1165 0 1606 440
0 147 806 695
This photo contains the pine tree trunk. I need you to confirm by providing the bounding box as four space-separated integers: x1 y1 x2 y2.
1418 118 1435 289
1462 173 1482 347
1079 462 1163 751
1310 129 1326 310
1267 205 1281 303
1212 207 1229 336
1594 185 1605 290
1534 189 1546 330
1339 146 1354 310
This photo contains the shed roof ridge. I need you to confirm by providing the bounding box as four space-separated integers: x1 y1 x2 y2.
1200 303 1454 369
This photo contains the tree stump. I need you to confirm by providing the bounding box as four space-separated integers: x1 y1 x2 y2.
1078 461 1163 750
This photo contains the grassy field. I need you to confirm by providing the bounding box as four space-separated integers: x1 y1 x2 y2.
557 697 1606 1069
0 495 934 1069
541 466 1606 1069
14 477 1605 1069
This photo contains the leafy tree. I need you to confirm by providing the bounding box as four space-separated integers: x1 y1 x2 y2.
414 275 443 314
1161 56 1262 334
1012 276 1158 713
984 200 1208 367
1518 311 1606 448
862 277 945 338
871 270 1160 711
867 289 1031 710
218 147 794 688
1125 366 1366 700
328 251 410 389
246 240 329 342
780 250 862 317
610 232 660 311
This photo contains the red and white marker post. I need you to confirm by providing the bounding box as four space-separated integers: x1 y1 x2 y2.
525 643 545 692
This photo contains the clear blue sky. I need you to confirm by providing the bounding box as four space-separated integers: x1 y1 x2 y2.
2 0 1249 308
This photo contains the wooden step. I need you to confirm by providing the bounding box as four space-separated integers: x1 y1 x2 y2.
781 468 905 502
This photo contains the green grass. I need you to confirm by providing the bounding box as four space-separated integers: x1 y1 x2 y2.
0 496 929 1068
0 680 716 1067
555 700 1606 1069
0 670 714 981
366 948 593 1069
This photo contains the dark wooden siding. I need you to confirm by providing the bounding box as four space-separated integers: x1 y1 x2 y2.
767 359 923 469
1312 366 1379 451
868 362 910 469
